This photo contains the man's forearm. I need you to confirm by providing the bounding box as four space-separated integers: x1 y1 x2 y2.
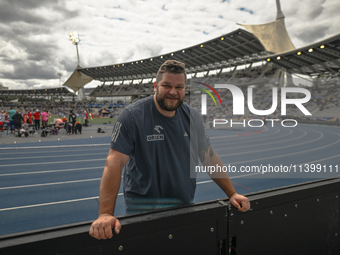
211 176 236 198
201 145 236 198
98 169 121 215
98 151 124 215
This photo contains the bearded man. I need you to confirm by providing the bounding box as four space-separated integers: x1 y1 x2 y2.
89 60 250 240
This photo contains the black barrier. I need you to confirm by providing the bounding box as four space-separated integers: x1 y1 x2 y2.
228 177 340 255
0 178 339 255
0 201 228 255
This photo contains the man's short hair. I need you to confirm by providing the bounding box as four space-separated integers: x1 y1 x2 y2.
156 60 187 84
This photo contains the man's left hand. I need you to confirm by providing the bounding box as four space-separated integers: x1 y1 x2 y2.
229 193 250 212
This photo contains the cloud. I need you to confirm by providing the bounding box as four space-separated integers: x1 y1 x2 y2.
0 0 81 84
124 42 163 61
0 0 78 24
0 0 339 89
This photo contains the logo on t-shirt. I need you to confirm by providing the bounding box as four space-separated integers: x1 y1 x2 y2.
147 134 164 141
154 125 163 133
148 125 165 141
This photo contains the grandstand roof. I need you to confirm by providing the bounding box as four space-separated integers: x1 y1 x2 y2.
261 33 340 76
78 28 267 82
63 65 93 93
238 0 295 54
238 18 295 54
0 87 75 98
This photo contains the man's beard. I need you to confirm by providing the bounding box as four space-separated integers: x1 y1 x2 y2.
155 89 184 112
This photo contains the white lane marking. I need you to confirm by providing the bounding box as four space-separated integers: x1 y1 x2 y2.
196 180 213 185
0 144 110 151
0 178 102 190
196 172 262 185
0 166 103 177
209 135 237 139
0 152 106 161
219 129 323 157
0 147 108 156
299 153 340 165
0 173 259 212
220 130 340 164
214 128 297 150
0 158 106 168
211 127 281 146
0 193 124 212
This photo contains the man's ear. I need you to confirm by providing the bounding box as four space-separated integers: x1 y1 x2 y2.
153 81 157 93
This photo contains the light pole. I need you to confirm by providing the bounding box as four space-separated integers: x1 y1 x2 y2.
57 72 63 87
69 31 85 100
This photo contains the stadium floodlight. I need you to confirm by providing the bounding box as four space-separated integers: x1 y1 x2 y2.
57 72 63 87
69 31 85 99
69 31 81 66
69 31 80 45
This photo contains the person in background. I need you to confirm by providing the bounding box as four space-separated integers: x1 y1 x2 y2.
7 107 16 134
26 110 32 124
75 121 82 134
33 109 41 131
41 110 49 127
62 116 67 123
54 118 63 127
0 110 5 131
69 110 77 134
12 110 24 137
19 109 25 124
84 110 89 126
54 118 64 134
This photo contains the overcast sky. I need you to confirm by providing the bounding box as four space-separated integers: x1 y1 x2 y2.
0 0 339 90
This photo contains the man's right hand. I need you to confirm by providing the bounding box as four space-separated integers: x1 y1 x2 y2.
89 213 121 239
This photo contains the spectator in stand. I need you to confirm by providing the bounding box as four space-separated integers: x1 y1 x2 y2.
62 116 67 123
69 110 77 134
12 110 24 136
7 107 16 134
41 110 49 127
33 109 41 131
